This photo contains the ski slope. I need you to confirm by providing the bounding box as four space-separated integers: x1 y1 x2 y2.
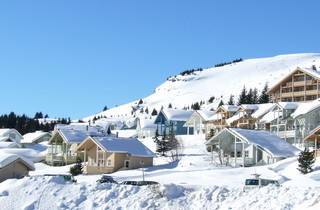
84 53 320 121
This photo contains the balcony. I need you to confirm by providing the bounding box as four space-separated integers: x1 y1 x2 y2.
276 130 295 139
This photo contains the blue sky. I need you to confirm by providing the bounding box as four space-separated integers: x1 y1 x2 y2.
0 0 319 119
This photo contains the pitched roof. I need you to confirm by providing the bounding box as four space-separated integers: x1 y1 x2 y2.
217 105 239 112
0 152 35 170
268 67 320 93
137 116 157 129
251 103 276 119
291 99 320 118
53 128 105 144
0 129 23 139
230 128 300 157
80 136 155 158
160 109 194 122
207 128 300 158
22 131 51 144
197 110 216 121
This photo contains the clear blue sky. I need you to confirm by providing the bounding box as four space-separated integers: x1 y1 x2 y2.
0 0 319 119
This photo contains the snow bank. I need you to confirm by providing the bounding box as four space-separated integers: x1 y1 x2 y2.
0 176 319 210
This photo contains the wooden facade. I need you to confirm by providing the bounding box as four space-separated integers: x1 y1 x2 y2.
303 126 320 157
268 67 320 102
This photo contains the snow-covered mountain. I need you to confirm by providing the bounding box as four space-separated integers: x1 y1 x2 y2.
84 53 320 121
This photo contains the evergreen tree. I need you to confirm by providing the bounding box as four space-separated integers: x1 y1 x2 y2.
297 148 315 174
151 109 158 116
168 103 173 108
252 88 259 104
103 106 108 111
208 96 215 103
138 99 144 105
145 107 149 114
107 126 111 135
246 88 253 104
258 83 270 103
218 100 224 107
69 158 83 176
227 95 235 105
192 102 200 110
238 86 247 105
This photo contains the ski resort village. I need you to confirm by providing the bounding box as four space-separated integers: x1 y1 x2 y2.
0 53 320 209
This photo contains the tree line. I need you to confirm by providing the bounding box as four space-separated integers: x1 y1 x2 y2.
0 112 70 135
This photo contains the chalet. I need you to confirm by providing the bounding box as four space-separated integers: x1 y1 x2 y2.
136 116 157 138
0 129 23 148
251 103 277 130
21 131 52 145
303 126 320 157
0 152 35 182
292 98 320 145
226 104 259 129
77 136 154 174
206 128 300 167
46 127 105 166
184 110 215 137
268 67 320 102
154 109 194 136
264 102 299 144
205 105 239 138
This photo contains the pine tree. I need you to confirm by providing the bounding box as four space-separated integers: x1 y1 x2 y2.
151 109 158 116
192 102 200 110
208 96 215 103
145 107 149 114
238 86 247 105
218 100 224 107
168 103 173 108
227 95 235 105
138 99 144 105
258 83 270 103
252 88 259 104
297 148 315 174
107 126 112 135
246 88 254 104
103 106 108 111
69 158 83 176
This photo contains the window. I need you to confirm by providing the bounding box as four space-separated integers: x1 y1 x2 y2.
237 151 241 157
107 159 112 167
124 160 130 168
245 151 249 158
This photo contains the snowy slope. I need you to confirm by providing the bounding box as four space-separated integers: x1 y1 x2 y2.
84 53 320 121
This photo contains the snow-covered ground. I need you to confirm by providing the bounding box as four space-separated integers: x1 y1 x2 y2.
0 135 319 209
84 53 320 121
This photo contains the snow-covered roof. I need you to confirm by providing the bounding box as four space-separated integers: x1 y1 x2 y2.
22 131 51 144
53 128 106 144
197 110 216 121
161 109 194 122
268 67 320 93
251 103 276 119
218 105 239 112
226 113 242 125
230 128 300 158
0 152 35 170
80 136 155 158
291 99 320 118
0 142 20 149
277 102 300 110
0 129 23 138
240 104 259 111
137 116 157 129
259 110 282 123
